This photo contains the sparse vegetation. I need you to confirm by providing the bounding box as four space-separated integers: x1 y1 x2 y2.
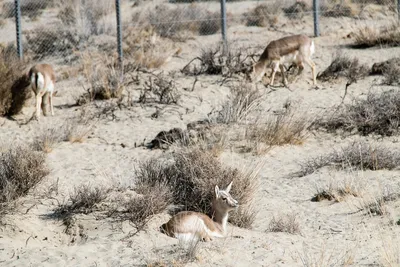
283 1 309 19
312 179 362 202
139 72 181 104
296 140 400 177
135 148 260 228
317 53 369 82
351 23 400 48
268 213 300 234
321 0 359 18
0 45 31 117
244 3 282 27
3 0 53 20
216 83 263 124
316 90 400 136
0 145 49 215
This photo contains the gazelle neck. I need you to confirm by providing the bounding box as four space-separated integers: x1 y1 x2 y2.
211 201 229 234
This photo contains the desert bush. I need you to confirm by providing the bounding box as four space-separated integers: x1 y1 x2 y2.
112 185 172 232
32 125 66 153
132 4 220 40
135 148 260 228
321 0 359 18
317 53 369 82
351 23 400 48
296 140 400 177
26 27 81 59
268 213 300 234
57 0 114 36
138 72 181 104
283 1 310 19
316 90 400 136
216 83 263 124
76 52 124 104
123 26 178 70
182 43 255 77
371 58 400 75
244 3 282 27
0 145 49 214
244 105 311 154
0 45 31 117
381 61 400 85
54 185 109 215
312 180 362 202
3 0 53 20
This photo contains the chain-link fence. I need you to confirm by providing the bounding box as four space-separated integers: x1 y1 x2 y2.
0 0 399 65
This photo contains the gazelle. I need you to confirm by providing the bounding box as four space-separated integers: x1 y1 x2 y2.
248 34 317 87
28 63 56 121
161 181 238 242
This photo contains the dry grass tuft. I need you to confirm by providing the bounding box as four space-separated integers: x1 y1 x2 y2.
317 52 369 82
283 1 310 19
111 185 172 232
296 140 400 177
54 185 109 215
32 126 66 153
0 45 31 117
138 72 181 105
135 148 260 228
216 83 263 124
244 3 282 27
312 179 362 202
321 0 359 18
316 90 400 136
244 104 311 154
268 213 300 234
351 23 400 48
0 145 49 215
3 0 53 20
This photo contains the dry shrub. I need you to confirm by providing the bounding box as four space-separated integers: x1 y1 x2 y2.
312 180 362 202
244 3 282 27
182 43 256 77
26 27 81 59
296 140 400 177
371 58 400 75
2 0 53 20
268 213 300 234
351 23 400 48
317 53 369 82
123 26 177 69
244 104 310 154
112 185 172 231
32 125 66 153
216 83 263 124
0 145 49 214
54 185 109 215
283 1 310 19
57 0 114 36
135 148 260 228
138 72 181 104
0 45 31 117
77 52 124 104
321 0 359 17
316 90 400 136
381 61 400 85
132 4 221 40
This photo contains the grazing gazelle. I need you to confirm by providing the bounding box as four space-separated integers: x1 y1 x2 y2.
248 34 317 87
28 63 56 121
161 181 238 242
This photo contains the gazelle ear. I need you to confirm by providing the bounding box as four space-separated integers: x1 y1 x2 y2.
225 181 233 193
215 185 220 198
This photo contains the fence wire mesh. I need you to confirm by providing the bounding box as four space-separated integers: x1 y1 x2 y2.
0 0 398 64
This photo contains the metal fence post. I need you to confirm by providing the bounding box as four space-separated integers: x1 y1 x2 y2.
220 0 227 54
313 0 320 37
115 0 123 71
14 0 23 59
398 0 400 20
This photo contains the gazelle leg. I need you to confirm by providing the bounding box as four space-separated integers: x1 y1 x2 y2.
279 64 288 86
36 94 42 120
305 58 317 85
269 61 279 86
49 92 54 116
41 92 49 116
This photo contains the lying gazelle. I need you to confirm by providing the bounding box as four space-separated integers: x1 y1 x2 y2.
248 34 317 87
28 63 56 121
161 181 238 242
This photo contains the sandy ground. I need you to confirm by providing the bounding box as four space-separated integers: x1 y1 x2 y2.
1 1 400 266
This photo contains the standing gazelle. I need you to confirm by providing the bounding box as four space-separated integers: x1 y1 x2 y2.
248 34 317 87
28 63 56 121
161 181 239 242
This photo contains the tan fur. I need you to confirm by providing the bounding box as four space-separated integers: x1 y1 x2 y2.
250 34 317 87
161 182 238 242
28 63 56 121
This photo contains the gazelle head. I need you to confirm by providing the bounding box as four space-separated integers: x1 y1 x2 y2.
213 181 239 213
246 61 268 83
